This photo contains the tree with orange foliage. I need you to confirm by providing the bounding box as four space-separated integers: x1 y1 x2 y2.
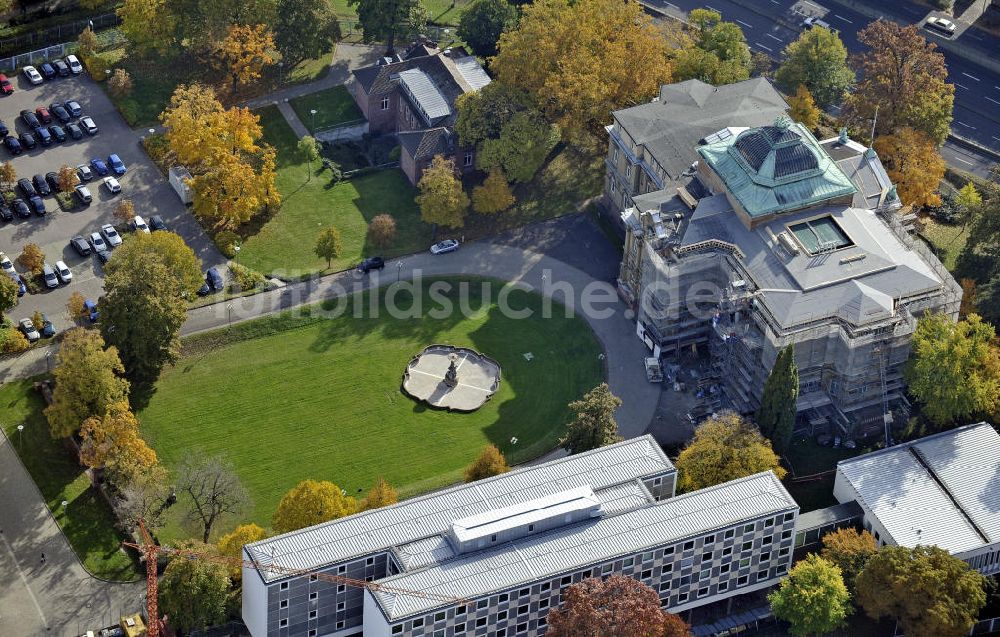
217 24 276 90
874 127 945 208
547 575 668 637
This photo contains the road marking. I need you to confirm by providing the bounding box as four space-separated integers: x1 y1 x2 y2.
705 5 719 11
955 83 969 90
770 0 779 4
953 156 974 165
833 14 852 23
664 1 676 6
993 136 1000 142
736 19 754 28
754 42 774 52
802 0 822 8
956 121 976 130
766 33 783 42
0 528 48 629
986 97 1000 106
962 72 981 82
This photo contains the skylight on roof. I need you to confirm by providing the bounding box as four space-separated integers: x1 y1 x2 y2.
788 216 854 254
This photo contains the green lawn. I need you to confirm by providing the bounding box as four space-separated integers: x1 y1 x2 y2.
241 106 431 277
918 215 969 272
330 0 474 24
0 380 139 582
139 278 604 541
290 86 364 133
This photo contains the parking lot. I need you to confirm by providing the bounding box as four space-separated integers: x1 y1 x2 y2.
0 68 224 332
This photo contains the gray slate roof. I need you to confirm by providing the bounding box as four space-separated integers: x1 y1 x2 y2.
612 78 789 180
245 436 674 583
398 127 452 161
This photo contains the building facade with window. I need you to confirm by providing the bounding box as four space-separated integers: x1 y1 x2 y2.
350 43 490 185
242 436 798 637
608 77 961 439
833 422 1000 575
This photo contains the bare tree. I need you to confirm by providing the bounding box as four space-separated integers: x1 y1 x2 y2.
115 465 172 534
177 455 249 543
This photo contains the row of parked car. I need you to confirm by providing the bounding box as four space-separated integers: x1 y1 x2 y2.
20 55 84 86
3 102 97 155
0 154 128 222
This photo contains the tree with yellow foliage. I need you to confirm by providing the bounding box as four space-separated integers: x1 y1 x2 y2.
416 155 469 229
472 168 515 214
272 479 358 534
217 523 269 579
79 401 159 488
217 24 276 91
874 127 946 208
117 0 176 57
787 85 820 131
363 477 398 510
675 411 786 492
492 0 672 149
192 149 280 230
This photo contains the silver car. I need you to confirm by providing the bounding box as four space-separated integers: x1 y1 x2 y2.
42 263 59 288
89 232 107 252
22 66 42 85
100 224 122 247
18 318 39 342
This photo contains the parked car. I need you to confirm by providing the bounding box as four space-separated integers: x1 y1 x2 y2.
10 273 25 296
197 267 225 296
34 126 52 146
45 172 59 192
42 263 58 288
52 59 70 77
70 235 92 257
80 116 98 135
101 224 122 247
0 204 12 222
54 260 72 283
430 239 460 254
84 298 98 322
74 184 92 204
3 136 20 155
29 195 46 216
77 164 93 181
131 215 150 234
20 109 39 128
18 132 36 150
17 178 36 198
0 74 12 95
96 249 111 264
65 100 82 117
925 16 956 35
38 62 56 80
49 124 66 143
356 256 385 273
0 119 8 137
18 318 39 342
149 215 167 232
66 122 83 139
40 315 55 337
35 106 51 123
89 232 107 252
90 158 108 176
50 102 70 123
0 252 14 275
65 55 83 75
32 174 50 196
11 198 30 218
103 176 121 194
22 66 43 85
108 154 126 175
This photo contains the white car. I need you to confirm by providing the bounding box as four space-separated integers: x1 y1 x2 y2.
131 215 150 234
925 16 957 35
54 260 72 284
18 318 39 342
77 164 93 181
42 263 59 289
0 252 14 276
430 239 460 254
65 54 83 74
101 224 122 247
104 176 121 194
89 231 107 252
22 65 43 85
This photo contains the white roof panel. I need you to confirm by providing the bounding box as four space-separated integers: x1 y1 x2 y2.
450 486 600 544
452 56 492 91
398 68 451 121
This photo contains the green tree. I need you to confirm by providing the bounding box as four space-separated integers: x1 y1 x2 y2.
78 26 100 58
671 8 751 85
756 345 798 453
478 110 559 182
275 0 341 68
842 20 954 145
101 234 201 385
561 383 622 454
774 25 854 108
0 274 18 315
955 182 982 212
454 82 530 149
348 0 425 55
547 575 667 637
675 411 786 492
314 226 343 268
856 545 987 637
363 477 398 510
458 0 518 58
819 528 877 592
768 554 851 637
472 168 516 214
464 444 510 482
787 84 821 131
298 135 320 181
905 312 1000 425
44 329 130 439
158 543 232 634
416 155 469 229
117 0 177 57
272 479 358 534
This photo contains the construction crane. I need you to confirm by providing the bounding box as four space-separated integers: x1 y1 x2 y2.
124 520 469 637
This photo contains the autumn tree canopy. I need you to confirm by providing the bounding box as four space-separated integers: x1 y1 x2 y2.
416 155 469 229
675 411 786 492
547 575 669 637
464 444 510 482
272 479 358 534
874 127 946 208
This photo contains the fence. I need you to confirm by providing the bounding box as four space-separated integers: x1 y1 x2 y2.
0 42 72 74
0 11 119 57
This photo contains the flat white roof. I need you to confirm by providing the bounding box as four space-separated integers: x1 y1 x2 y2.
837 422 1000 554
450 486 600 545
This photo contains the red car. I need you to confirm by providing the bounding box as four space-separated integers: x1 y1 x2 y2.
35 106 51 124
0 74 12 95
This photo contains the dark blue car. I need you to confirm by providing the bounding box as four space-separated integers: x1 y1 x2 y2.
108 154 126 175
11 273 25 296
90 158 108 176
84 298 98 322
39 62 56 80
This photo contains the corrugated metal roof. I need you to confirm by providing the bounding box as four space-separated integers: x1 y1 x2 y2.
371 472 796 620
452 56 491 90
398 68 451 123
246 436 674 582
450 486 601 545
837 423 1000 553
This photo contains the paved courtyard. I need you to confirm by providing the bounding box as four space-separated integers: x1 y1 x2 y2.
0 71 224 333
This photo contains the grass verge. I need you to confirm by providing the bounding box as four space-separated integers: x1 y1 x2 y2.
918 215 969 272
0 379 139 581
290 85 363 133
139 277 604 541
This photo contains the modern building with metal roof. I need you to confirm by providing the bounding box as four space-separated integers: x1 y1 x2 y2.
606 77 961 440
833 422 1000 575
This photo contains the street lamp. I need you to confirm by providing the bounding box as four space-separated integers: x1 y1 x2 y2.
396 261 403 282
44 351 51 373
17 424 23 449
310 108 317 133
233 244 241 267
226 303 234 330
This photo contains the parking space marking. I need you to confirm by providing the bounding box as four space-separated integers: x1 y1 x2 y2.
754 42 774 52
955 83 969 90
833 14 852 23
955 121 976 130
766 33 783 42
962 72 981 82
736 19 754 28
705 5 720 12
986 97 1000 106
953 156 974 165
